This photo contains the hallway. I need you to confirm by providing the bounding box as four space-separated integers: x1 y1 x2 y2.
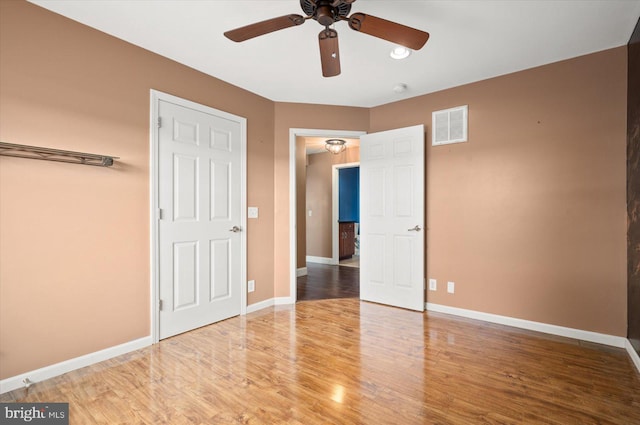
297 263 359 301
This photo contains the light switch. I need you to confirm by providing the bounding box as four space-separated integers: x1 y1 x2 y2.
248 207 259 219
308 209 312 217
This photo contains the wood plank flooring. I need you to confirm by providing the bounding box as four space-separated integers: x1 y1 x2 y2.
2 297 639 424
297 263 359 301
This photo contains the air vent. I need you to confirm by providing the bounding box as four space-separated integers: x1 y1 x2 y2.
432 105 468 146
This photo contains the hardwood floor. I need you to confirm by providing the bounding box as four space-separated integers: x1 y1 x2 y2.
2 298 639 424
339 255 360 268
297 262 359 301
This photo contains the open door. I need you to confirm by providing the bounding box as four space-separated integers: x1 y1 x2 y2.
359 125 425 311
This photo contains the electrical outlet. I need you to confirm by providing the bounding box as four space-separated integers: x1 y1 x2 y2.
429 278 437 291
248 280 255 293
447 281 455 294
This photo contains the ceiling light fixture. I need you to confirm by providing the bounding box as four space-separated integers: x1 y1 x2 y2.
390 46 411 60
325 139 347 154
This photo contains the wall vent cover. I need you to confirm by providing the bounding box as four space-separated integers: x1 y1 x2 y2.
432 105 468 146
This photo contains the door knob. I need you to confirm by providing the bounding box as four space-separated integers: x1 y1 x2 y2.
408 225 422 232
229 226 241 233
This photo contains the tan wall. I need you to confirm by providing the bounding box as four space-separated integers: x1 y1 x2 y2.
0 1 275 379
0 0 629 382
306 148 360 259
628 18 640 353
295 137 307 269
273 103 370 296
370 47 628 336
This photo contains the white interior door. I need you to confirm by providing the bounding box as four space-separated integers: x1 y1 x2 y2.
158 97 244 339
360 125 425 311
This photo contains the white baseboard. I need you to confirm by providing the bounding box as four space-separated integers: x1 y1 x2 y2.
296 267 307 277
425 303 627 348
0 336 152 394
625 340 640 374
246 297 295 314
275 296 294 305
246 298 275 313
306 256 334 265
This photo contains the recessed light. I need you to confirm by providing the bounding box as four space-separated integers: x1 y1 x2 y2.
390 46 411 60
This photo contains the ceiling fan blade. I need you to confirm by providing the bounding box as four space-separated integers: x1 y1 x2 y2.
319 28 341 77
348 12 429 50
224 14 306 42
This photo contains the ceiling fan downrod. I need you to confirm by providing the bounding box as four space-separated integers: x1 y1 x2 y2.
316 3 337 27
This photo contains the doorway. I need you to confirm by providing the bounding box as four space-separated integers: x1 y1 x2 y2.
289 125 425 310
299 158 360 301
289 128 366 303
333 163 360 268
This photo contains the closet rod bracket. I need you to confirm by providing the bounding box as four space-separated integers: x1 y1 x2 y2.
0 142 119 167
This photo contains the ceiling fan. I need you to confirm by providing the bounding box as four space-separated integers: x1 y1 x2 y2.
224 0 430 77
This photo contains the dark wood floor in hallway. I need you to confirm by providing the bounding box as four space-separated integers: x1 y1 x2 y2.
297 262 359 301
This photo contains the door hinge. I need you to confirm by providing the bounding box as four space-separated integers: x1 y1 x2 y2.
157 117 162 128
159 299 163 311
157 208 163 220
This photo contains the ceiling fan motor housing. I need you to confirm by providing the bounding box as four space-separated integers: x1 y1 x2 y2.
300 0 352 26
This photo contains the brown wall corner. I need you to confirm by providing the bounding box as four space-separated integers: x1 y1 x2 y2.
627 17 640 355
295 137 307 269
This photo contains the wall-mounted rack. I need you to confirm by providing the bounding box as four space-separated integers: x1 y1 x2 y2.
0 142 118 167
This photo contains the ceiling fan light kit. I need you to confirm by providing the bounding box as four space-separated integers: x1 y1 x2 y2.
224 0 429 77
325 138 347 154
390 46 411 60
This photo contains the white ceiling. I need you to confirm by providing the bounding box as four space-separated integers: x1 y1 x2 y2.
29 0 640 108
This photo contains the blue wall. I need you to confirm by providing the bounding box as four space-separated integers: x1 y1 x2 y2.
339 167 359 222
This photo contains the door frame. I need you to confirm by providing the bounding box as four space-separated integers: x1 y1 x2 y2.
288 128 366 303
331 162 360 264
150 89 248 344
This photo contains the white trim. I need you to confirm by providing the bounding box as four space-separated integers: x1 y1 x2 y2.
150 90 247 345
150 91 160 344
289 128 367 305
331 162 360 264
626 340 640 374
426 303 627 348
0 336 151 394
306 255 334 265
246 298 275 314
246 297 295 314
275 296 294 305
296 267 308 277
